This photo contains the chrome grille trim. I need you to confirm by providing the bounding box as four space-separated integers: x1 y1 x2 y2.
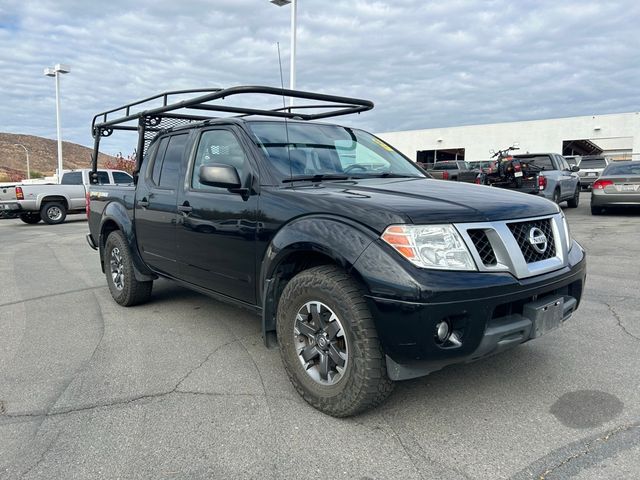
455 213 568 279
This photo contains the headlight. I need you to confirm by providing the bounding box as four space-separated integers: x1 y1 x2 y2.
381 224 477 271
560 212 572 251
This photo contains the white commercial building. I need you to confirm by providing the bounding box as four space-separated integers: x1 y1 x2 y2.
377 111 640 164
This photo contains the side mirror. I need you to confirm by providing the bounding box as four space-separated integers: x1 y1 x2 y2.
570 165 580 172
199 164 241 189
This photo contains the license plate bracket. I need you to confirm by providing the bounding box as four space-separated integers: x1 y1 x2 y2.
524 296 564 338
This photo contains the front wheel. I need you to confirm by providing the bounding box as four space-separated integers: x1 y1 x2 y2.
40 202 67 224
104 230 153 306
567 187 580 208
276 265 393 417
19 213 41 224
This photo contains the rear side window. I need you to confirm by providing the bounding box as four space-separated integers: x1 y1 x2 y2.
112 172 133 184
96 171 110 184
61 172 82 185
151 137 170 185
159 134 188 188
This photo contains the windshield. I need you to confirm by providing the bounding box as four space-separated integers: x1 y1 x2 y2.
247 121 425 182
579 158 607 169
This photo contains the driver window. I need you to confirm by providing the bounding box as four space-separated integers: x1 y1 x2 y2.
192 130 247 190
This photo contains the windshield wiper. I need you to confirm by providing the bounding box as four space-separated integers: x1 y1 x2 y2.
282 174 351 183
361 172 422 178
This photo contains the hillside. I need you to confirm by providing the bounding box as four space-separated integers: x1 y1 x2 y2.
0 132 116 179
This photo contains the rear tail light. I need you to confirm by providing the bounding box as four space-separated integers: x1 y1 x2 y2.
593 179 613 190
85 192 90 218
474 177 481 185
538 175 547 190
514 162 522 172
15 186 24 200
442 170 449 180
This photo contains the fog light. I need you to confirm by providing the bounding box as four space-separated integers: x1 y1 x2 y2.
435 321 450 343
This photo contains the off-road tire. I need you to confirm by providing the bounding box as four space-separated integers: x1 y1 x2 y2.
276 265 394 417
104 230 153 306
40 202 67 225
591 205 604 215
19 213 41 224
567 187 580 208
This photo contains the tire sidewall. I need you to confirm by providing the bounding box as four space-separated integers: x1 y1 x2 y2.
104 231 132 305
41 202 67 225
278 283 359 401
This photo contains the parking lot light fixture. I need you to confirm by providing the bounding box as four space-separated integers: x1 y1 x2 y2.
14 144 30 180
270 0 296 106
44 63 71 184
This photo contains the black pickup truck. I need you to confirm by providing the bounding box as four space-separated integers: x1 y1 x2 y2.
86 86 586 417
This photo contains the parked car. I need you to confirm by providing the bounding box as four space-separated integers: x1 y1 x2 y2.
424 160 478 183
590 161 640 215
0 169 132 224
576 156 610 190
513 153 581 206
86 86 586 417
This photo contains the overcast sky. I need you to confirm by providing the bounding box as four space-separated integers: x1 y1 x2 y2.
1 0 638 155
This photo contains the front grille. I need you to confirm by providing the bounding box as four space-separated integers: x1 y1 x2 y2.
507 218 556 263
467 229 497 266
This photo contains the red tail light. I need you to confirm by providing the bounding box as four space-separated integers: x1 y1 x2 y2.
538 175 547 190
15 186 24 200
85 192 90 218
593 179 613 190
442 170 449 180
514 162 522 172
475 177 481 185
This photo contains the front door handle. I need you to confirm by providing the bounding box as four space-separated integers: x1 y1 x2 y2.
138 199 149 208
177 205 192 213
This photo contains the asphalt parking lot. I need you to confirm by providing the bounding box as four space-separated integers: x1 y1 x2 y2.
1 193 638 480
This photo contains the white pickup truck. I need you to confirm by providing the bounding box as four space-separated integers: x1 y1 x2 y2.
0 169 132 224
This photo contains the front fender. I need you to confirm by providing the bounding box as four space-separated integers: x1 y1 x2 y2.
259 215 379 344
99 201 156 281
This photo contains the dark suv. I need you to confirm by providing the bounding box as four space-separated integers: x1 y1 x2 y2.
87 86 586 416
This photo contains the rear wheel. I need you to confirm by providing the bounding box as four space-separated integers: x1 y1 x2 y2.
19 213 41 224
567 186 580 208
276 265 393 417
40 202 67 225
104 230 153 306
591 205 604 215
552 188 561 205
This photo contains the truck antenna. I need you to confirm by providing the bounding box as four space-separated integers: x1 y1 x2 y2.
277 42 294 185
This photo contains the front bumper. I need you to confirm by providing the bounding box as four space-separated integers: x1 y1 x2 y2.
354 240 586 381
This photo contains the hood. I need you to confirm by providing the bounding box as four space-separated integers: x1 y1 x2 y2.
275 177 559 232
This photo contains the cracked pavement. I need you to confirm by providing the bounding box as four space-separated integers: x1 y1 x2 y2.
1 195 639 479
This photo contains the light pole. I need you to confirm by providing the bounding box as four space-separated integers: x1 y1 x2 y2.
270 0 297 106
44 63 70 184
14 144 30 180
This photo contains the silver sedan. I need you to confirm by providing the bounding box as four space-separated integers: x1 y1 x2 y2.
591 161 640 214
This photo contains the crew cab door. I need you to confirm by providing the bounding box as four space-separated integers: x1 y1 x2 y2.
134 132 189 277
175 127 258 304
557 155 577 198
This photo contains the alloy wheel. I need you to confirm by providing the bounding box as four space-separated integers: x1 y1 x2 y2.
109 247 125 291
294 301 349 386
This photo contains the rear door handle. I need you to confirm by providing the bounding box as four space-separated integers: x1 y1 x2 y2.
138 200 149 208
177 205 192 213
